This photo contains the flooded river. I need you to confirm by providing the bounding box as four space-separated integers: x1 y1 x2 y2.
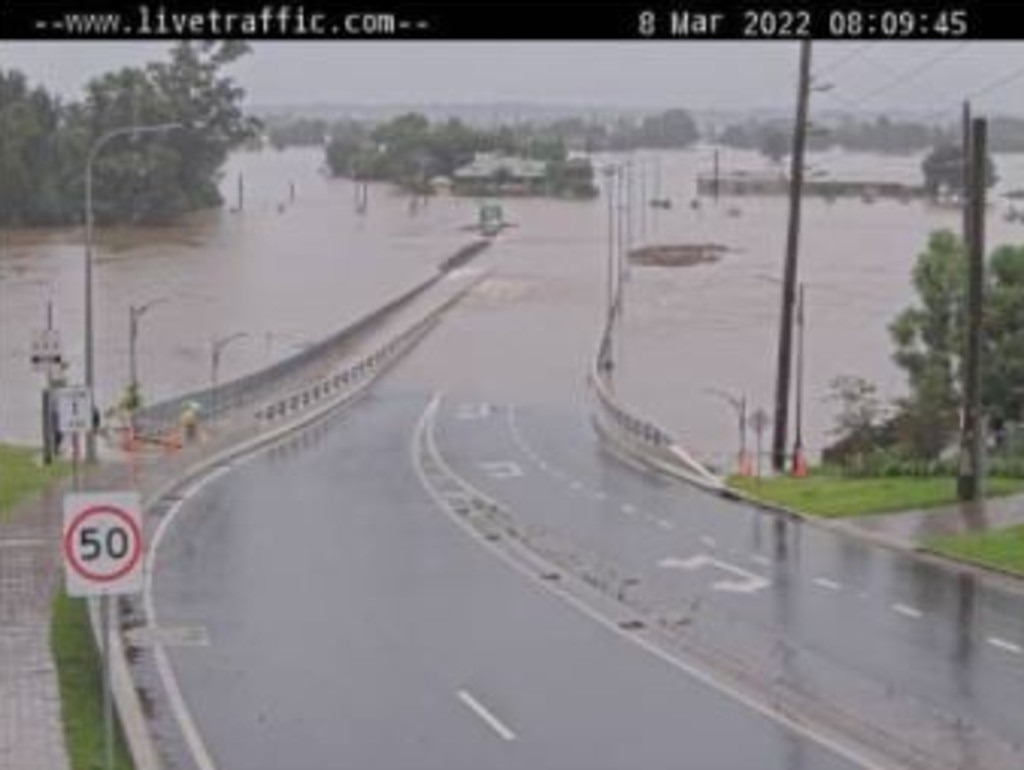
2 146 1022 465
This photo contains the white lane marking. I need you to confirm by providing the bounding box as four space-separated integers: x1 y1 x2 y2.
145 465 232 770
891 603 923 619
412 396 892 770
987 637 1023 655
812 578 842 592
478 461 524 479
569 480 584 491
593 491 607 501
658 555 770 594
749 555 771 567
457 690 516 741
699 535 717 549
621 503 638 516
656 519 676 531
457 403 491 420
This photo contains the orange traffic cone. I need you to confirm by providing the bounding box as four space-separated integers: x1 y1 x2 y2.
792 447 808 478
739 451 754 477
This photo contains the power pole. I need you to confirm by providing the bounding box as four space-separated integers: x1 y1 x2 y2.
792 283 807 476
958 117 987 502
771 40 813 472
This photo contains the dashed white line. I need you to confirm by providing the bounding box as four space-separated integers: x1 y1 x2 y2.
621 503 638 517
457 690 516 741
699 535 717 549
749 555 771 567
655 519 676 531
569 480 584 491
593 491 608 501
812 578 842 592
891 603 923 620
986 637 1023 655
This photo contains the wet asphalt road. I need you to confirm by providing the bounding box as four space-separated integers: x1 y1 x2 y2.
431 398 1024 762
153 388 863 770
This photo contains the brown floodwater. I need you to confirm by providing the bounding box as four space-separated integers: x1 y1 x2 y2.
2 146 1023 466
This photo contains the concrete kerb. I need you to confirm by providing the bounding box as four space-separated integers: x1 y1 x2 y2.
87 270 489 770
724 484 1024 594
584 349 1024 594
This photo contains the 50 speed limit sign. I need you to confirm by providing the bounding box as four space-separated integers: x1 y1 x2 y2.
63 492 144 596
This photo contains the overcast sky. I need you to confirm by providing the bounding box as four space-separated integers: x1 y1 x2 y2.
3 41 1022 117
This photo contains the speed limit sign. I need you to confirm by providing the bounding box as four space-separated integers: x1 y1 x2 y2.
63 492 144 596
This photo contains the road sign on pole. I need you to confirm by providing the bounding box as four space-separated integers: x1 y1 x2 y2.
63 492 143 597
31 328 63 373
54 386 93 435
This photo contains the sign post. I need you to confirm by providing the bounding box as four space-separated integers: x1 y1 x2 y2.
63 492 143 770
751 408 770 480
32 304 64 463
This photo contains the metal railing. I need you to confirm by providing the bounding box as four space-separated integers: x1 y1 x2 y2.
132 240 489 437
588 326 723 491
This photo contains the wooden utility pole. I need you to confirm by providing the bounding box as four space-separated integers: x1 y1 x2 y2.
771 40 813 472
958 117 987 502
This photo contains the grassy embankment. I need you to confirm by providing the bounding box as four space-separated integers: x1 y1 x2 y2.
728 472 1024 519
729 469 1024 576
0 443 133 769
926 526 1024 576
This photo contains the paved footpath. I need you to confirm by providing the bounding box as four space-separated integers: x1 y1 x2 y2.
844 490 1024 548
0 478 74 770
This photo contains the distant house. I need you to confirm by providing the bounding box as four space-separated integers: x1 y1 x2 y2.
452 153 548 196
696 171 925 201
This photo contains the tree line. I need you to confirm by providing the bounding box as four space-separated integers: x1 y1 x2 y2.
0 42 258 228
826 232 1024 475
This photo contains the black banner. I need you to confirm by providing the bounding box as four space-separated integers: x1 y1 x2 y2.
2 1 1021 40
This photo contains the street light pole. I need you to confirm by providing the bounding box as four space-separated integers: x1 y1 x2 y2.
128 297 168 405
792 283 808 476
210 332 248 417
600 164 618 374
84 121 183 462
706 388 749 476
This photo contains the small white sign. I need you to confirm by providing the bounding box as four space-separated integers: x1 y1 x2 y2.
63 492 144 597
31 329 63 372
55 387 93 434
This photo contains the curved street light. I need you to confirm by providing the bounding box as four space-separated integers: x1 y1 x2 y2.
210 332 249 417
84 121 184 462
704 387 750 476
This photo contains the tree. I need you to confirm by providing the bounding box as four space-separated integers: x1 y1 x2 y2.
983 245 1024 427
889 234 1024 458
760 130 789 164
889 230 964 457
921 143 997 200
822 376 887 467
1 43 258 227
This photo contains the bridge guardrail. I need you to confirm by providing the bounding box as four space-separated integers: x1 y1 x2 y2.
588 323 723 493
132 240 489 437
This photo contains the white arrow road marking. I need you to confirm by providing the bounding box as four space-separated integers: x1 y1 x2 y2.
658 554 771 594
891 603 923 619
812 578 842 591
457 403 492 420
986 637 1023 655
457 690 516 741
478 461 524 479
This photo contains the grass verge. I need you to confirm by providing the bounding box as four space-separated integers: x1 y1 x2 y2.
0 443 69 522
728 473 1024 518
51 591 135 770
926 526 1024 576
